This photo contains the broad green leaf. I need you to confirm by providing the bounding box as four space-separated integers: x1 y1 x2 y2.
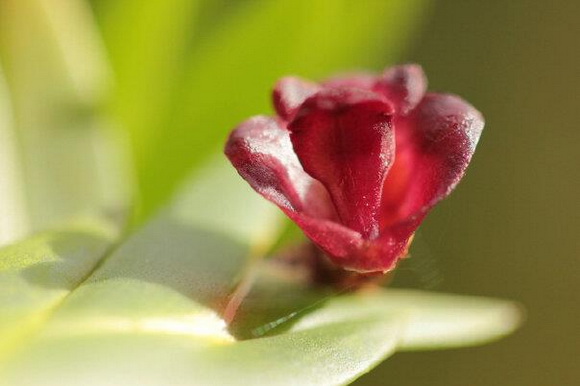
0 316 401 386
0 158 401 385
0 218 120 359
0 0 131 239
0 157 520 385
287 291 521 351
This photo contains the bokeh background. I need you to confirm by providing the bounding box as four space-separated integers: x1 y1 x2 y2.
0 0 578 385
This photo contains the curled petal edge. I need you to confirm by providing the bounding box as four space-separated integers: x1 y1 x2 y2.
225 115 336 220
381 92 484 231
375 64 428 115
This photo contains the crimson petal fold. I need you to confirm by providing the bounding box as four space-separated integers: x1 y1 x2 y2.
289 88 395 239
289 214 410 273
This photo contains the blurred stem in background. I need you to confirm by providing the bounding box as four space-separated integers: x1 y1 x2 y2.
0 0 131 244
0 68 27 244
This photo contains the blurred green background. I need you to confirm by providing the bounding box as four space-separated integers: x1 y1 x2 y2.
0 0 578 385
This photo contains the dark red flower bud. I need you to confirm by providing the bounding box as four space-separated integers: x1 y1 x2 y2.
225 65 484 273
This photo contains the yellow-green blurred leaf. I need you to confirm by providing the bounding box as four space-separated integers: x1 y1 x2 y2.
94 0 201 177
0 67 27 244
0 218 120 359
0 0 131 239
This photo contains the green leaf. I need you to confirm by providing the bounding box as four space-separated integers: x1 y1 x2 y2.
284 291 521 351
0 158 520 385
0 218 120 359
0 159 400 385
229 260 521 350
0 0 131 239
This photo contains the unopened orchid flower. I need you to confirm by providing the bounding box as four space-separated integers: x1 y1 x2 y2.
225 65 484 273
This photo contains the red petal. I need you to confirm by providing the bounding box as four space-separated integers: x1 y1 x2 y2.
287 213 408 273
380 93 484 232
273 77 321 121
323 72 377 89
288 213 364 262
374 64 427 115
225 116 336 219
289 88 395 238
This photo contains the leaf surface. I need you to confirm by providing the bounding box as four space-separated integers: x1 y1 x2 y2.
0 159 520 385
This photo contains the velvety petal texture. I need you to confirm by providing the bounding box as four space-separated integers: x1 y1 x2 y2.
380 93 484 230
289 88 394 238
225 64 484 273
225 116 335 220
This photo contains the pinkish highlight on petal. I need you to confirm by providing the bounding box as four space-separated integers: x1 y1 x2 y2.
375 64 427 115
225 116 336 219
273 76 322 121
